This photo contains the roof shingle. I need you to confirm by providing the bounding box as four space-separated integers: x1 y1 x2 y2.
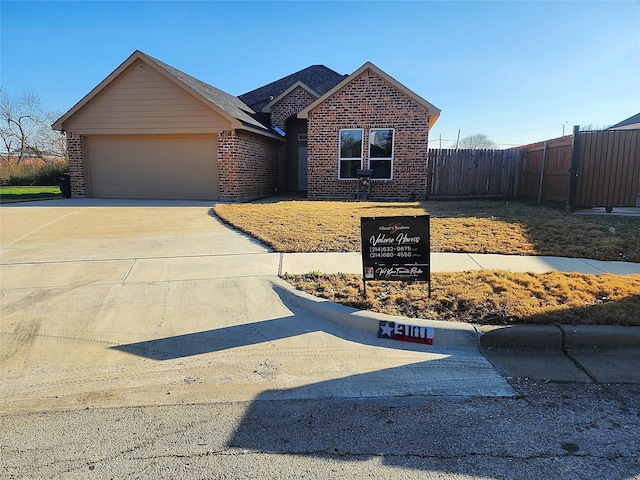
238 65 347 113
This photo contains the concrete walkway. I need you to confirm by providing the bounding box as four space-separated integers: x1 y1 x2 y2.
279 251 640 276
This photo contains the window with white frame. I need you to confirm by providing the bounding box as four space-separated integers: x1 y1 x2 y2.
338 129 363 179
369 128 394 179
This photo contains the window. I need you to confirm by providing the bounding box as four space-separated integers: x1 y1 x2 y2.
338 129 363 179
369 128 394 179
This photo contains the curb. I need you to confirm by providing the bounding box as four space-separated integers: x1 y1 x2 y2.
560 325 640 350
270 277 479 351
478 324 640 351
271 278 640 353
478 325 563 350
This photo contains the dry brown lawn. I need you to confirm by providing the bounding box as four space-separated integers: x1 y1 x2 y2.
286 271 640 326
214 199 640 325
214 199 640 262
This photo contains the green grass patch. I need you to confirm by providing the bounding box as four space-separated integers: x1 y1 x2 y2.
0 185 62 203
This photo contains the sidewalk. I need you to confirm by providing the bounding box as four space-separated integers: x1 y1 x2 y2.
279 251 640 276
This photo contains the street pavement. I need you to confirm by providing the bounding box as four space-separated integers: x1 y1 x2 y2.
2 382 639 479
1 199 639 478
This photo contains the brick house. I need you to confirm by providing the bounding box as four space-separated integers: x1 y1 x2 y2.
300 62 440 200
53 51 440 201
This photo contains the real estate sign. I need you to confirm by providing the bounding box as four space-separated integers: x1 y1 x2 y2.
360 215 430 285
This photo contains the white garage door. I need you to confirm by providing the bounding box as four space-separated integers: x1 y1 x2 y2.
85 136 219 200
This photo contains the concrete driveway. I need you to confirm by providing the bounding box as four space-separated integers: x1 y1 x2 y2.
0 199 512 414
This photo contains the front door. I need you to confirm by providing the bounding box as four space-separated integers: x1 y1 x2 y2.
298 147 308 191
285 116 308 192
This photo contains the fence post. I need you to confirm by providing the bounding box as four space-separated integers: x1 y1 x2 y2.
567 125 581 211
434 149 441 196
537 141 548 204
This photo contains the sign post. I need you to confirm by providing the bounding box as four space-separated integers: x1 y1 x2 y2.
360 215 431 297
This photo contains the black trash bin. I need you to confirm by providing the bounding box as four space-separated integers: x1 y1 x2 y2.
58 173 71 198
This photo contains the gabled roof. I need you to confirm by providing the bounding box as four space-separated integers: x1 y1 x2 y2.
238 65 347 113
52 50 278 138
608 112 640 130
298 62 441 129
260 81 320 113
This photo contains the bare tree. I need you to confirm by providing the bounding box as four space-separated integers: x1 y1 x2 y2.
579 124 610 132
459 134 497 149
40 110 67 159
0 91 66 164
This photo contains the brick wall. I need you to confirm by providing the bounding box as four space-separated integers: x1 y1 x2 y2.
218 130 285 201
66 132 86 196
270 86 318 132
307 68 431 200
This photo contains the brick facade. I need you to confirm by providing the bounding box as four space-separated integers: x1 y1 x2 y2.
270 86 318 132
218 130 285 201
66 132 86 196
307 68 431 200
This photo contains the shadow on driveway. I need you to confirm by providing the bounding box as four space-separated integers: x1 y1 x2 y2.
110 283 452 361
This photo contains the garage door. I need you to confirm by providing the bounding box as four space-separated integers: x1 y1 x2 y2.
85 136 219 200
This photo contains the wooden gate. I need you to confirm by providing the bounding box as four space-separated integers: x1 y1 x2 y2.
521 128 640 209
521 136 573 207
571 129 640 209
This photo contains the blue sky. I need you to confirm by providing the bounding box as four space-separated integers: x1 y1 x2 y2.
2 1 638 148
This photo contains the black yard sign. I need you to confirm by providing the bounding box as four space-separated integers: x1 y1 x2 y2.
360 215 431 296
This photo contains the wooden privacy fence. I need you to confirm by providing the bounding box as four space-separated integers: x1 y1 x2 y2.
521 127 640 209
426 148 525 199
